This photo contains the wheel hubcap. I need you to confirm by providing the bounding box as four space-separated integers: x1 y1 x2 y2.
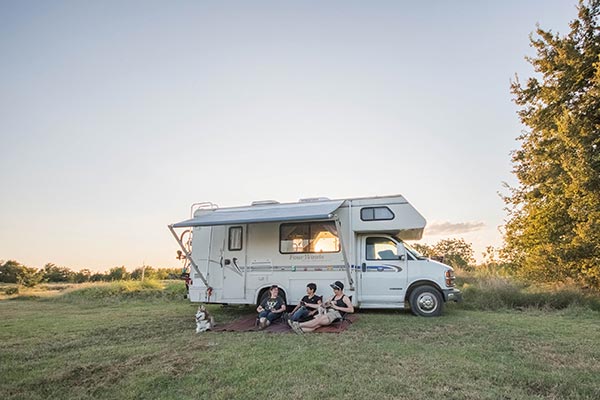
417 293 437 313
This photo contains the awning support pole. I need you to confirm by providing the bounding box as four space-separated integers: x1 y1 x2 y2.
334 216 354 290
168 225 210 287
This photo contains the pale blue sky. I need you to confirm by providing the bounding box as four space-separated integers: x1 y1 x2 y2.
0 1 577 271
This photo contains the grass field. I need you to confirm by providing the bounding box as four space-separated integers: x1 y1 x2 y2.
1 281 600 400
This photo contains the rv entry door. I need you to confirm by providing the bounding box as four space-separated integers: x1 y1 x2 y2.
358 236 408 306
222 225 246 299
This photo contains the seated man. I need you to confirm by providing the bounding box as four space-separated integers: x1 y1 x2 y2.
289 283 321 322
256 285 286 330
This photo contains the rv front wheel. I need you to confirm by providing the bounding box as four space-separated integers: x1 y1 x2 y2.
409 285 443 317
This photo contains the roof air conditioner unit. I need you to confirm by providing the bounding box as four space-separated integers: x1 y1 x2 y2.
251 200 280 206
299 197 331 202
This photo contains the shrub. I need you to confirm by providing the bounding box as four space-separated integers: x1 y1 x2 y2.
5 287 19 295
455 269 600 311
164 281 187 298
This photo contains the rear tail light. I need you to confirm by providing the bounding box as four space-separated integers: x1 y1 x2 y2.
445 270 455 287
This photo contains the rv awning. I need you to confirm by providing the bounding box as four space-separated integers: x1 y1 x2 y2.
171 200 344 228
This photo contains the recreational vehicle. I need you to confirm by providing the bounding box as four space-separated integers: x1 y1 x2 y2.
169 195 462 317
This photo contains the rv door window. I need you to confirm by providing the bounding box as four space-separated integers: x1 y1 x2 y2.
366 237 398 260
228 226 243 251
360 207 395 221
280 222 340 254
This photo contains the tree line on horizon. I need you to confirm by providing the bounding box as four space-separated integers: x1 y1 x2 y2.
0 260 182 287
1 238 479 287
1 237 482 288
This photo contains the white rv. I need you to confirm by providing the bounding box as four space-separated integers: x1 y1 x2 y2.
169 195 462 317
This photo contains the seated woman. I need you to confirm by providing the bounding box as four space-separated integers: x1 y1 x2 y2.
289 281 353 333
289 282 322 322
256 285 286 330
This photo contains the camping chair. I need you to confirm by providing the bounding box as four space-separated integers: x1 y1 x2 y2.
332 313 353 331
331 295 354 332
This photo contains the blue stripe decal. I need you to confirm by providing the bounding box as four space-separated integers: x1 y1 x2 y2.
351 265 402 272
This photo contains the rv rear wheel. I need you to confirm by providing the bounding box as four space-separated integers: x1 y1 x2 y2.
409 285 443 317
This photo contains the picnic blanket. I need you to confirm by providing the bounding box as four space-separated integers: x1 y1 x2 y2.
212 314 358 333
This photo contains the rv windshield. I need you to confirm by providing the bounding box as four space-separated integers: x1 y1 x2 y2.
404 242 427 260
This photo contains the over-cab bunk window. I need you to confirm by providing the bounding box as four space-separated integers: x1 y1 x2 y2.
360 206 395 221
279 222 340 254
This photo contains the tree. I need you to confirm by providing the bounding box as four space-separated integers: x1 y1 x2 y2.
90 272 106 282
0 260 42 287
431 239 475 270
18 266 43 287
410 239 475 269
411 243 434 258
107 266 130 281
41 263 75 283
154 268 176 280
74 269 92 283
0 260 23 283
131 266 157 280
505 0 600 288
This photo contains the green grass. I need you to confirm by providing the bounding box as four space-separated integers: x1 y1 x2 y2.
56 280 187 302
1 282 600 399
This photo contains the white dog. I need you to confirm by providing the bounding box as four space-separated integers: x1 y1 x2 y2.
195 305 215 333
317 304 327 316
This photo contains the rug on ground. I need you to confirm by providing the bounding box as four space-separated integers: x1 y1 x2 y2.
212 314 358 333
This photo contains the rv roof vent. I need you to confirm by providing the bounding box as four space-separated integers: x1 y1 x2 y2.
251 200 280 206
299 197 331 202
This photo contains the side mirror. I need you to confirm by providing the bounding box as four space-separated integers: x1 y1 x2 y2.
396 243 407 261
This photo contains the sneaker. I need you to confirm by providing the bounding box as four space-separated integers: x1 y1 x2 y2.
291 321 304 334
287 319 294 329
258 320 266 330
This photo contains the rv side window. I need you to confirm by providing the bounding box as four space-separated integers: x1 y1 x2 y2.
360 206 395 221
228 226 243 251
280 222 340 254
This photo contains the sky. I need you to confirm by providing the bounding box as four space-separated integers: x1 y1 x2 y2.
0 0 579 271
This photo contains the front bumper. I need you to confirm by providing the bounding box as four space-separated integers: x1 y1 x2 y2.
442 288 463 302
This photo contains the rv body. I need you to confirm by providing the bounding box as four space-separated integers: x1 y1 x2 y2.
169 195 462 316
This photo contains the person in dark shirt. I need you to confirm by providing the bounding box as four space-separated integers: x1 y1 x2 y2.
256 285 286 329
289 283 321 322
289 280 353 333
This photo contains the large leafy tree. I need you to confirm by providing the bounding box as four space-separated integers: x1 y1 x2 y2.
505 0 600 288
